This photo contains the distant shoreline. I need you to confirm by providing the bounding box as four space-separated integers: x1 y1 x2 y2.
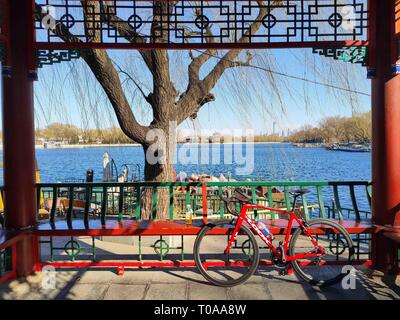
32 141 283 150
35 143 141 149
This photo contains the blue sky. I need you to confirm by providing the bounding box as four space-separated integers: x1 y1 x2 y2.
30 47 371 136
0 46 369 137
26 1 372 135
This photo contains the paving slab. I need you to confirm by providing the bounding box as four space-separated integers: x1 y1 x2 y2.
0 270 78 300
103 284 147 300
121 269 196 284
34 267 203 285
267 281 325 300
228 283 272 300
266 275 400 300
0 266 398 300
0 289 50 300
72 269 123 284
188 283 228 300
144 283 187 300
350 271 400 300
60 283 109 300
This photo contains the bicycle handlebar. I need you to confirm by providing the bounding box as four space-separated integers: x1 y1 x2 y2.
219 187 306 219
220 188 252 216
234 187 252 201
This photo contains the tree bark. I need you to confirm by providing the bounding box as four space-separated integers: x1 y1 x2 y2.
141 161 175 220
141 137 175 220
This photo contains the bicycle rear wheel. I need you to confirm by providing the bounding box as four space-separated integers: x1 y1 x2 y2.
289 218 354 286
194 221 259 287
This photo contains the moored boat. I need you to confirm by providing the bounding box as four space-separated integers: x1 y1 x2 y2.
326 143 371 152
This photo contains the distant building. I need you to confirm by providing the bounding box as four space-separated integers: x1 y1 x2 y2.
35 138 45 146
209 132 222 143
185 136 199 143
42 139 68 148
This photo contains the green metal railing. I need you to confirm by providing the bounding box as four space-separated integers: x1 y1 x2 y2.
0 180 372 224
32 180 372 223
0 247 12 278
0 180 376 263
41 236 96 262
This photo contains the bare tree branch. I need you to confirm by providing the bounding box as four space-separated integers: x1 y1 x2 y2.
35 2 149 144
113 61 152 104
187 9 217 87
224 50 254 68
202 1 281 91
176 0 282 123
78 1 149 143
98 1 153 70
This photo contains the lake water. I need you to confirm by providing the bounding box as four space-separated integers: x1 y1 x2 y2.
31 143 371 183
0 143 372 213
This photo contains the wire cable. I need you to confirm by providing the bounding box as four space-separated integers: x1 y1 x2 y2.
191 49 371 97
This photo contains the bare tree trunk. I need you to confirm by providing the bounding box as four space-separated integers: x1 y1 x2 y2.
140 138 175 220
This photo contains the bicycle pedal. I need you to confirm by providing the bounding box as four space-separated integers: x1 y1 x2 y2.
279 268 288 276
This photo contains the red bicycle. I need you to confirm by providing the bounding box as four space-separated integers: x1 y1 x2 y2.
194 188 355 287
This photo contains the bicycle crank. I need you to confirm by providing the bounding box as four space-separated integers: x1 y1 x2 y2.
271 246 288 270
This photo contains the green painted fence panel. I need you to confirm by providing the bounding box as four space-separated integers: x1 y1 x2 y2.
218 186 224 218
169 186 174 220
67 186 74 222
283 186 292 211
135 186 141 219
29 180 371 223
349 185 361 221
366 183 372 210
333 185 343 220
300 186 309 220
251 186 257 218
152 187 158 220
84 185 92 223
316 186 326 218
118 186 124 221
267 187 273 208
50 186 58 222
101 186 107 225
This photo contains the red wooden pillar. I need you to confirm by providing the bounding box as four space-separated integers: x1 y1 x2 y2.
2 0 37 276
371 0 400 273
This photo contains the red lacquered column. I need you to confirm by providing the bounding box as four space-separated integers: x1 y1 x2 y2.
371 0 400 273
2 0 37 276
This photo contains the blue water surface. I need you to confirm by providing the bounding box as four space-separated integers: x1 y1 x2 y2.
31 143 370 183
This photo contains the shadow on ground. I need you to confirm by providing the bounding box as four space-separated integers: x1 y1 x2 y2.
0 236 398 300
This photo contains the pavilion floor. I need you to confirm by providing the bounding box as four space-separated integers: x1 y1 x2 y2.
0 237 399 300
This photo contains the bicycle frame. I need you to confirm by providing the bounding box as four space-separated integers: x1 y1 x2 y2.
225 204 326 263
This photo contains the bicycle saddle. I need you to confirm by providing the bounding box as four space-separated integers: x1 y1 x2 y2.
286 189 310 196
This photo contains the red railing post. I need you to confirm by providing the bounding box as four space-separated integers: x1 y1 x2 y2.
371 0 400 274
2 0 37 276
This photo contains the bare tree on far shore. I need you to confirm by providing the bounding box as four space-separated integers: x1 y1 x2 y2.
288 112 371 144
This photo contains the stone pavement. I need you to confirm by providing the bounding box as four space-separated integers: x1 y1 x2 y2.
0 266 399 300
1 236 399 300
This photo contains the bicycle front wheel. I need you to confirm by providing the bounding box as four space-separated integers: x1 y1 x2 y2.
289 218 354 286
194 221 259 287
